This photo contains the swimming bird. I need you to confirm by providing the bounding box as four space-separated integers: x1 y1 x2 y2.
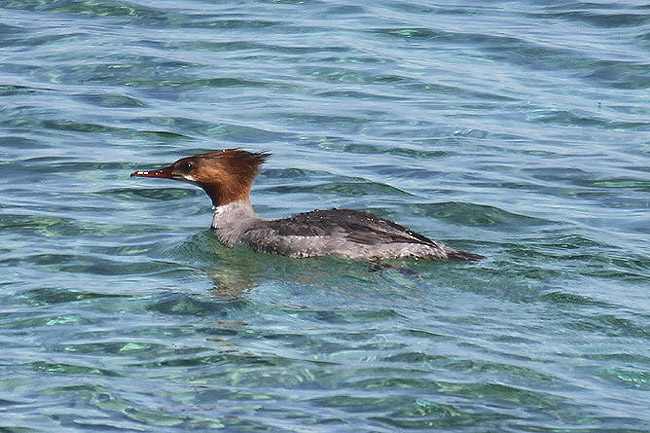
131 149 484 261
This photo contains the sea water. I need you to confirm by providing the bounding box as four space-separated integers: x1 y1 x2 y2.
1 1 649 431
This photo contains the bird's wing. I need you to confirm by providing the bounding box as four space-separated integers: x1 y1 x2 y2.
261 209 439 247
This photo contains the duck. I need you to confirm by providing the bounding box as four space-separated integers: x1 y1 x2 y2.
131 149 483 261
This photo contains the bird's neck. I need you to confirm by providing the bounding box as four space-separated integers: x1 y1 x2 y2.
211 200 261 246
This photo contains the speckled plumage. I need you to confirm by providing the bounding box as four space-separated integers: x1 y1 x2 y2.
211 202 478 260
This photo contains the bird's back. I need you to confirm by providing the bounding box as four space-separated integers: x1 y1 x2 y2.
242 208 482 260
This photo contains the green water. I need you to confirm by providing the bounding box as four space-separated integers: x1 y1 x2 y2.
1 0 650 431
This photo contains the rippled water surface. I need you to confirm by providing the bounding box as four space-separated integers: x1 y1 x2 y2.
2 0 650 431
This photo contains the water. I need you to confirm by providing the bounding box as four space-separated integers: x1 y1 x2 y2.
1 0 650 431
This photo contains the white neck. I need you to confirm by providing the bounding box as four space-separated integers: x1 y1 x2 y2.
211 200 261 247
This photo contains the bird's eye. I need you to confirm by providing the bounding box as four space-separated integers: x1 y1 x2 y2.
184 162 193 172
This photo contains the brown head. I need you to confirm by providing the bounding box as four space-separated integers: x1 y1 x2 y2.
131 149 270 206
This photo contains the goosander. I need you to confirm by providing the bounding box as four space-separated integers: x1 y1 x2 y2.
131 149 483 261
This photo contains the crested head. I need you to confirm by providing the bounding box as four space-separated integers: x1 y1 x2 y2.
131 149 270 206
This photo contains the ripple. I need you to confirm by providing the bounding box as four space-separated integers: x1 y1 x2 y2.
536 7 650 29
285 307 403 324
30 360 120 377
98 187 202 202
21 287 130 306
3 0 175 23
406 201 549 229
539 290 604 307
266 181 412 198
74 92 147 108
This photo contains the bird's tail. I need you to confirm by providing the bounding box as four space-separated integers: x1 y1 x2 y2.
447 248 485 261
